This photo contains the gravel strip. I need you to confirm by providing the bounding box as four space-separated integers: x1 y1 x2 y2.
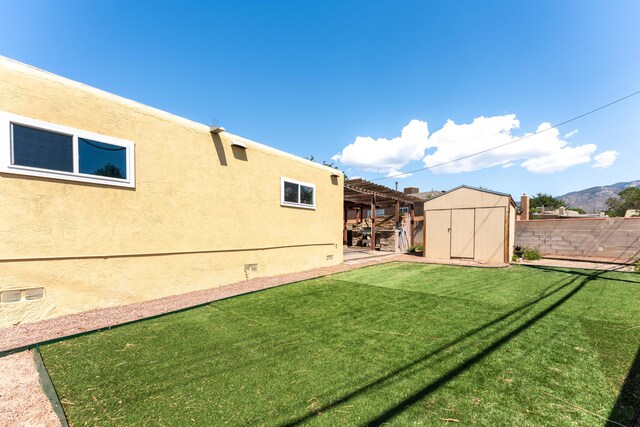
0 350 61 427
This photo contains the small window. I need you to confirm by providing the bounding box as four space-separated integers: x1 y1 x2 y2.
1 112 135 188
400 207 410 214
366 208 386 218
281 177 315 209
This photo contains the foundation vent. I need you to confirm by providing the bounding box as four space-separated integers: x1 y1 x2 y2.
326 255 334 261
1 287 45 303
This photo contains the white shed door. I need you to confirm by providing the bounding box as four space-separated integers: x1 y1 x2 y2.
451 209 475 258
425 210 451 260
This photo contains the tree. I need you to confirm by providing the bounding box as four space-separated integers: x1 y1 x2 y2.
94 162 124 179
606 187 640 217
304 155 347 179
529 193 565 214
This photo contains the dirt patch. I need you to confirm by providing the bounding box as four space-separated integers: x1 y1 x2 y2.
519 258 635 272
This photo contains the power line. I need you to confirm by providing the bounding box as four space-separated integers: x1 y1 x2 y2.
371 89 640 181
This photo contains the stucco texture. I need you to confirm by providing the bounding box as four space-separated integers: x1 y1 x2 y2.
0 57 343 327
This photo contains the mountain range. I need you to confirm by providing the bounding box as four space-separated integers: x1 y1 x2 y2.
558 180 640 214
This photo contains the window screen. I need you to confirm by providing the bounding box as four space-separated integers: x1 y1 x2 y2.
284 181 299 203
12 124 73 172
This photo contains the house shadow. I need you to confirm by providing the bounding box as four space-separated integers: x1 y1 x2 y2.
607 345 640 426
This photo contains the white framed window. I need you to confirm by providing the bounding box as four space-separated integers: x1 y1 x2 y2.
0 112 135 188
281 177 315 209
400 207 410 214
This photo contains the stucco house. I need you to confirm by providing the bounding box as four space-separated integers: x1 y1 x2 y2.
0 57 343 327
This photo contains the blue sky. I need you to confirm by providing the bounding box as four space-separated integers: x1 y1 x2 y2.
2 1 639 197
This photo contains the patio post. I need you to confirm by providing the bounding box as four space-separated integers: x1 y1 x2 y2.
410 203 415 248
395 200 400 226
343 204 348 245
371 195 376 251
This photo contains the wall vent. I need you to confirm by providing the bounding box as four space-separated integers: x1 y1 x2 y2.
326 255 334 261
1 287 45 303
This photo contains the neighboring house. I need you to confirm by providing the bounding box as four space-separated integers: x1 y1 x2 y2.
0 57 343 327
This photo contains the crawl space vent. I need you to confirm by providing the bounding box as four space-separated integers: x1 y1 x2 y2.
1 287 45 303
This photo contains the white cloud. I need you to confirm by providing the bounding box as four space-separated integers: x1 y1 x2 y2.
331 120 430 174
592 150 619 168
520 144 596 173
334 115 607 175
423 118 596 174
385 169 413 178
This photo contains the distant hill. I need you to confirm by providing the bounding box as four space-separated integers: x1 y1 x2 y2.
558 180 640 213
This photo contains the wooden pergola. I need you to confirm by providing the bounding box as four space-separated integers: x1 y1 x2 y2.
344 178 422 250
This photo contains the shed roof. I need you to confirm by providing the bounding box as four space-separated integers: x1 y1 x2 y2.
424 185 517 207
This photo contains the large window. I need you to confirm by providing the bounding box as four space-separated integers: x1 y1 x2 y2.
281 177 315 209
1 112 135 188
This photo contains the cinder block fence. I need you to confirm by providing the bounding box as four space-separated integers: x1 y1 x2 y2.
515 218 640 262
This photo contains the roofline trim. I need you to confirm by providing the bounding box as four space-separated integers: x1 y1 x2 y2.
424 185 516 206
0 56 343 176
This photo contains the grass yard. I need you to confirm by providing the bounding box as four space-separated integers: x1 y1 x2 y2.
41 263 640 426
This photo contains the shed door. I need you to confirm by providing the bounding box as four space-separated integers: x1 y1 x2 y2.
474 207 505 263
451 209 475 258
425 210 451 260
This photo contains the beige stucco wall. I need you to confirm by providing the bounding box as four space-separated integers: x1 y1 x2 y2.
0 57 343 327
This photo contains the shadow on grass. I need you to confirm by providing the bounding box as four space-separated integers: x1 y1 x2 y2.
607 345 640 427
281 269 601 426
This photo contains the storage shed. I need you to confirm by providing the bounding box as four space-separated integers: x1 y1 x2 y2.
423 186 516 263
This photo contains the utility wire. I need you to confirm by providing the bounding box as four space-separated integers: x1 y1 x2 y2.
371 89 640 181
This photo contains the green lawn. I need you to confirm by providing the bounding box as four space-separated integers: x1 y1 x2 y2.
41 263 640 426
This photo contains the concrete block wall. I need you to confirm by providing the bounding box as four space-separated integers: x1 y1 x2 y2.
515 218 640 262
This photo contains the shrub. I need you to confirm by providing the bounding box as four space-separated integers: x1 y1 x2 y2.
408 244 424 253
523 247 542 260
